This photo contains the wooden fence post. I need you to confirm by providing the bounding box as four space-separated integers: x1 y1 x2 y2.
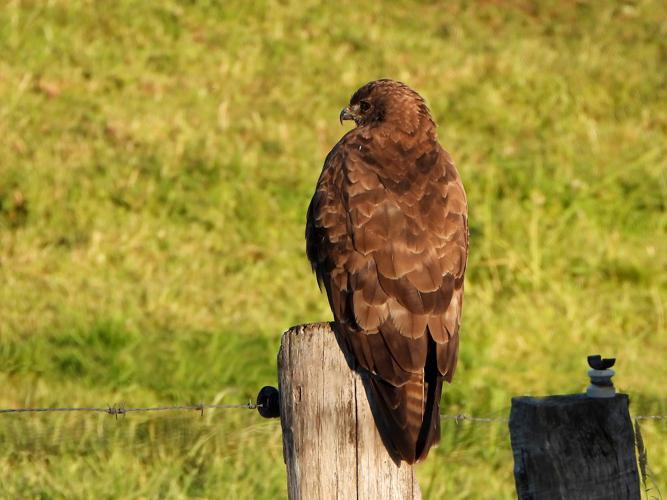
509 393 640 500
277 322 421 500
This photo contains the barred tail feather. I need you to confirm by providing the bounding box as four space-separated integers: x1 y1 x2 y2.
365 361 443 464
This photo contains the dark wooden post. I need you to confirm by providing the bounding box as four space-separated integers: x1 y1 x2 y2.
509 393 640 500
276 322 421 500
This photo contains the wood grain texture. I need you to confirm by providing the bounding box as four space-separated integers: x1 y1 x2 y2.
279 322 421 500
509 394 640 500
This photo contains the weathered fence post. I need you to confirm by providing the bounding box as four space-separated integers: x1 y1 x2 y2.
277 322 421 500
508 357 640 500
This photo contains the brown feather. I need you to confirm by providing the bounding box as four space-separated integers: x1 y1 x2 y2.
378 318 428 372
305 79 468 463
352 289 388 330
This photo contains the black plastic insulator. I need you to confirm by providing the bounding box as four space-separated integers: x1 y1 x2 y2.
587 354 616 370
256 386 280 419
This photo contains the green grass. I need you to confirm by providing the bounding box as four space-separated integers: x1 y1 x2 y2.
1 0 666 498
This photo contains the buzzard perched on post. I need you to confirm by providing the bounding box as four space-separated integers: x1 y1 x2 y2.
306 79 468 463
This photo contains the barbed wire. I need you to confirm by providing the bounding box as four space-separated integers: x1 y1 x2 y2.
635 415 667 421
0 402 258 417
439 413 667 424
1 404 665 424
0 406 505 422
440 413 507 423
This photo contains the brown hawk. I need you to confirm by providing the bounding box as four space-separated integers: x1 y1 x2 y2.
306 79 468 463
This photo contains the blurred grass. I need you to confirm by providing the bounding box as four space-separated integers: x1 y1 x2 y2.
0 0 666 498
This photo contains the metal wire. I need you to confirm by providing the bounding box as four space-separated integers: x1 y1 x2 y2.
440 413 508 423
0 404 664 424
0 403 258 416
442 413 667 424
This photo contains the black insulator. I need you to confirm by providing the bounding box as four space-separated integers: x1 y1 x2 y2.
256 386 280 419
587 354 616 371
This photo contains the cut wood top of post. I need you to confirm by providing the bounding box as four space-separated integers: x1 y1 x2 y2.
278 323 421 500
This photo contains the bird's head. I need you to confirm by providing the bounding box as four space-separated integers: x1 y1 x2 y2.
339 79 435 135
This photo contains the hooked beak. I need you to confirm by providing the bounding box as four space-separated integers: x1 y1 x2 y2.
339 107 354 125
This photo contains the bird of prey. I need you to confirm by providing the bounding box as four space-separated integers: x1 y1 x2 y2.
306 79 468 463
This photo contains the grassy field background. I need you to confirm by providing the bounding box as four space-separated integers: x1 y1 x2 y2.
1 0 666 498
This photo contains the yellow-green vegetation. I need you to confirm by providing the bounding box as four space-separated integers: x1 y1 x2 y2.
1 1 666 498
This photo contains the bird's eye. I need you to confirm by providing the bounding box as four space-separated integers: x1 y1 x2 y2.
359 100 371 112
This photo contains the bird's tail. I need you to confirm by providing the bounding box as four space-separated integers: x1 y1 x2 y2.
366 364 443 464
